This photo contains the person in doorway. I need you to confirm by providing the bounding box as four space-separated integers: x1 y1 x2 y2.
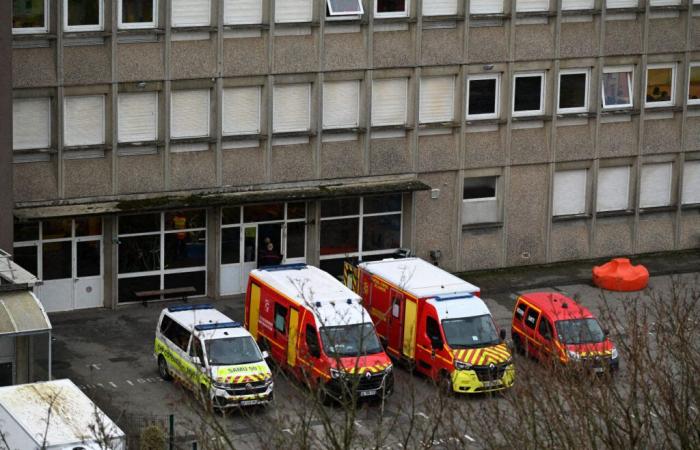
172 212 188 259
259 241 282 267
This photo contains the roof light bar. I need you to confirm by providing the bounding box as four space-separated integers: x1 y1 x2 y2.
433 292 475 302
168 304 213 312
260 263 307 272
194 321 242 331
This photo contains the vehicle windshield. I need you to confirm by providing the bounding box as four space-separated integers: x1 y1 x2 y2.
320 323 383 357
555 318 605 345
441 314 500 349
205 336 263 366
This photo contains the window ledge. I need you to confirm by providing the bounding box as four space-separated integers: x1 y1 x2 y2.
595 209 635 218
171 26 216 33
373 16 416 24
681 203 700 211
469 13 510 19
324 17 365 25
643 105 681 114
323 127 366 135
639 205 676 214
274 21 319 28
512 114 551 122
515 11 555 18
118 140 163 147
169 137 215 145
552 213 591 222
649 5 687 12
422 14 465 22
12 147 56 155
418 121 460 129
271 130 316 138
117 28 164 35
601 108 639 116
462 221 503 231
63 144 110 152
223 23 270 30
561 8 600 16
605 7 643 13
371 124 412 131
222 133 267 141
556 111 595 119
465 118 504 126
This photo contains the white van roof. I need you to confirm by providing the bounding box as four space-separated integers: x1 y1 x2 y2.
251 264 369 328
165 305 250 340
358 257 480 299
427 294 491 320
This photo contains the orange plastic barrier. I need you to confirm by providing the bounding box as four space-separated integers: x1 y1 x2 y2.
592 258 649 291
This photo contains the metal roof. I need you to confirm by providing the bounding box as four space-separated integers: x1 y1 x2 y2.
0 249 37 287
0 290 51 336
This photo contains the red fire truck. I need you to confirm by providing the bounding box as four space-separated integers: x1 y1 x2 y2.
345 257 515 394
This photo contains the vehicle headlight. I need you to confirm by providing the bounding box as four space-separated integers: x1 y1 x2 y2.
385 364 393 374
454 360 472 371
611 347 618 360
330 368 343 379
567 350 580 361
213 382 228 390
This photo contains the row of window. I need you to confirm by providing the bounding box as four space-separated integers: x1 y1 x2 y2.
12 64 700 151
12 0 700 34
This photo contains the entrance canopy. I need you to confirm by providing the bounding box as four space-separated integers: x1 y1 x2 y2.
0 290 51 337
0 249 37 287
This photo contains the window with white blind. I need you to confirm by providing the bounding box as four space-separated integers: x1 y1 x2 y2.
323 81 360 129
606 0 637 8
682 161 700 205
419 77 455 124
13 98 51 151
423 0 458 16
170 90 210 139
224 0 263 24
462 177 500 225
118 92 158 143
371 78 408 127
516 0 549 12
470 0 504 14
561 0 594 9
63 95 105 147
273 84 311 133
597 166 630 212
276 0 313 23
222 87 261 135
171 0 210 27
648 0 681 6
553 169 587 216
640 163 673 208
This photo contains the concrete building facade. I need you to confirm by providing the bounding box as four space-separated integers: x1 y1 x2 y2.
1 0 13 253
8 0 700 312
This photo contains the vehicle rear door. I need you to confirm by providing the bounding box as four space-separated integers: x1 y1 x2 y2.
523 307 541 359
387 288 404 356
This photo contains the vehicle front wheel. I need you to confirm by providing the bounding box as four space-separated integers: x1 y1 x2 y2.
440 371 453 396
512 333 525 356
158 356 171 381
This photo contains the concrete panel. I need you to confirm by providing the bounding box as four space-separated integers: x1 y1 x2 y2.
418 133 459 173
12 47 56 88
505 164 549 266
555 123 594 161
679 212 700 249
467 27 508 63
642 116 681 155
684 117 700 151
13 161 58 202
559 21 598 59
63 44 111 85
369 137 412 175
320 140 364 179
117 43 165 82
63 157 112 198
603 19 641 56
464 129 506 168
693 18 700 51
373 31 415 68
413 172 458 270
323 33 367 71
637 212 675 254
592 215 633 258
598 120 638 158
510 127 549 165
117 153 164 194
647 19 686 54
170 150 217 190
171 39 217 80
514 25 554 61
223 37 268 76
550 219 590 262
274 35 319 73
421 28 463 66
271 144 315 182
222 147 267 187
0 0 12 251
461 227 503 271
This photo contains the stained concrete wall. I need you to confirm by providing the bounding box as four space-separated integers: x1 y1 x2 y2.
0 0 12 252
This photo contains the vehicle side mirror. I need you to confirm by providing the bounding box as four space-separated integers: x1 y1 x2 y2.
309 345 321 359
191 356 201 366
430 336 444 350
262 351 269 359
499 329 507 341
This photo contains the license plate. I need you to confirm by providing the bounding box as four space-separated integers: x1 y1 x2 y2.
240 400 260 406
482 380 501 388
360 390 377 397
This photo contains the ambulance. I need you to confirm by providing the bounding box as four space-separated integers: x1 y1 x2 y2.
245 264 394 401
154 304 274 409
344 257 515 394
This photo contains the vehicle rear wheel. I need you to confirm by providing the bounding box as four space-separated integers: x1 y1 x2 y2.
158 356 171 381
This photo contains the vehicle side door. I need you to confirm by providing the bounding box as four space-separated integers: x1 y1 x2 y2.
300 320 324 385
160 316 195 386
536 314 556 363
523 307 541 359
387 288 405 356
189 336 208 386
418 307 449 379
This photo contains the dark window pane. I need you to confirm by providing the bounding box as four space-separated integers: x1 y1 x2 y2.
689 67 700 101
118 275 160 303
377 0 406 12
165 271 206 298
12 246 38 276
244 227 257 263
320 198 359 218
77 241 101 277
524 309 539 330
363 194 402 214
514 76 543 112
14 221 39 242
67 0 100 26
165 231 206 269
222 207 241 225
42 219 72 239
559 73 587 110
646 68 673 104
286 222 305 259
119 213 160 235
362 214 401 252
42 241 72 280
243 204 284 222
463 177 497 199
13 0 45 29
320 258 345 280
122 0 154 23
118 235 160 273
165 210 206 231
468 79 497 116
221 227 240 264
287 202 306 219
75 217 102 237
320 218 359 255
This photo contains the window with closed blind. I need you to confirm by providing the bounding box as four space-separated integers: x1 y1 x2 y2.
118 92 158 143
606 0 637 7
273 84 311 133
596 166 631 212
323 81 360 129
561 0 594 9
682 161 700 205
276 0 313 23
222 87 261 135
63 95 105 147
13 98 51 151
171 0 211 27
419 76 455 124
649 0 681 6
516 0 549 12
470 0 504 14
224 0 263 24
170 90 210 139
553 169 588 216
640 163 673 208
371 78 408 126
423 0 458 16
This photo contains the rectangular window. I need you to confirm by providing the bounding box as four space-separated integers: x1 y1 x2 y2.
64 0 103 31
462 177 499 225
558 69 589 114
63 95 105 147
375 0 409 18
118 92 158 143
562 0 594 9
276 0 313 23
423 0 457 16
524 308 539 330
419 76 455 124
513 72 545 117
13 98 51 151
553 169 587 216
12 0 48 34
171 0 210 27
538 318 553 340
640 162 673 208
118 0 156 29
274 303 288 333
470 0 504 14
273 84 311 133
371 78 408 126
222 87 261 136
606 0 637 7
689 64 700 106
514 302 526 321
170 90 210 139
597 166 630 212
645 64 675 108
224 0 263 24
602 67 633 110
466 74 499 120
323 80 360 130
305 324 320 356
516 0 549 12
327 0 364 16
682 161 700 205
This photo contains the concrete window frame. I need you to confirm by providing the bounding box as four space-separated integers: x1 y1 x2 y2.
12 0 49 35
512 71 546 118
466 73 500 121
557 68 590 114
375 0 410 18
63 0 104 32
118 0 158 30
689 63 700 106
644 63 676 109
601 66 634 110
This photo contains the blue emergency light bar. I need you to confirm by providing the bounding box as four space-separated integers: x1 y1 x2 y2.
260 263 307 272
168 304 214 312
194 322 242 331
433 292 475 302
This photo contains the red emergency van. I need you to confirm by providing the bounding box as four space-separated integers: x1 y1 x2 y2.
245 264 394 401
345 257 515 394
